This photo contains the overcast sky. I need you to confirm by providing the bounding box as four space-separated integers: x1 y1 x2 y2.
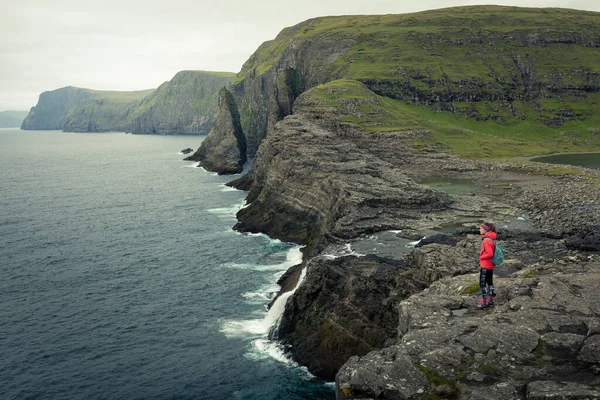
1 0 598 111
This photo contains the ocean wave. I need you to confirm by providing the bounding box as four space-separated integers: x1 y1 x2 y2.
219 319 267 338
246 339 294 365
197 166 218 176
407 236 426 247
219 183 239 192
207 202 245 216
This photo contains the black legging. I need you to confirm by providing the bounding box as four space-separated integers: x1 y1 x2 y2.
479 268 495 298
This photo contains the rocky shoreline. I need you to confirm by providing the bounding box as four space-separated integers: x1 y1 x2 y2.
222 99 600 398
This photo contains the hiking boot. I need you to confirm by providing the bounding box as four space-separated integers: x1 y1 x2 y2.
474 298 488 310
486 296 495 308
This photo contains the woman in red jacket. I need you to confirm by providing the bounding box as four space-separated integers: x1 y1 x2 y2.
475 222 497 310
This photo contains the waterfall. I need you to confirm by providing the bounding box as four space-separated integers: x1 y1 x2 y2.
262 265 308 339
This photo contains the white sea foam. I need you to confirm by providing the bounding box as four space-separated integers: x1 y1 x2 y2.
242 290 276 302
388 230 402 234
246 339 295 365
224 262 291 272
197 166 218 175
183 162 201 168
237 231 267 238
208 202 245 216
220 319 268 338
321 243 365 259
220 245 306 364
219 183 239 192
517 217 526 220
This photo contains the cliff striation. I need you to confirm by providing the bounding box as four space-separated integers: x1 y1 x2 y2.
130 70 235 134
185 87 247 174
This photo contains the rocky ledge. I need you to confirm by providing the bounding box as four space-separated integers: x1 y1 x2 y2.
337 251 600 399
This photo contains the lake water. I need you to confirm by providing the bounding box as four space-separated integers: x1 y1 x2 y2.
0 129 334 400
531 152 600 169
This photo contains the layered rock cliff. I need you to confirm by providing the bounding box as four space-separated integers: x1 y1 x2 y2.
218 6 600 160
130 70 235 134
216 6 600 398
185 87 246 174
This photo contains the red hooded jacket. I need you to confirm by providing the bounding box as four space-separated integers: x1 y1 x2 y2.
480 231 497 270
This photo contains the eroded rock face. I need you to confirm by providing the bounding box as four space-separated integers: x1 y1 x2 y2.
231 35 355 157
233 113 455 251
185 87 246 174
275 254 421 381
275 238 493 381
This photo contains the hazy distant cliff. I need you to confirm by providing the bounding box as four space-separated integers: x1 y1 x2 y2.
21 70 234 133
21 87 153 132
22 87 96 130
130 71 235 134
0 111 28 128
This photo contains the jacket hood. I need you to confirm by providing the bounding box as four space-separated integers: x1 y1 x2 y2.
483 231 497 240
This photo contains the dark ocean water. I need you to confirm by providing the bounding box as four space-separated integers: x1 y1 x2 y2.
0 129 334 400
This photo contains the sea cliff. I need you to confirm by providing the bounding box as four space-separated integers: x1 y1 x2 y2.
185 87 247 173
21 71 234 133
21 87 154 132
130 70 235 134
209 5 600 399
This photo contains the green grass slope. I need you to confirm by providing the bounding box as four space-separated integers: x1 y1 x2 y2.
235 6 600 158
62 88 155 132
298 79 600 158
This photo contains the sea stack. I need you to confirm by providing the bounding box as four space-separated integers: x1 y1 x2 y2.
186 87 247 174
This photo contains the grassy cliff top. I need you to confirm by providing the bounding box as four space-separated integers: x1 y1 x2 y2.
236 5 600 82
299 79 600 158
172 70 236 78
58 87 156 103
